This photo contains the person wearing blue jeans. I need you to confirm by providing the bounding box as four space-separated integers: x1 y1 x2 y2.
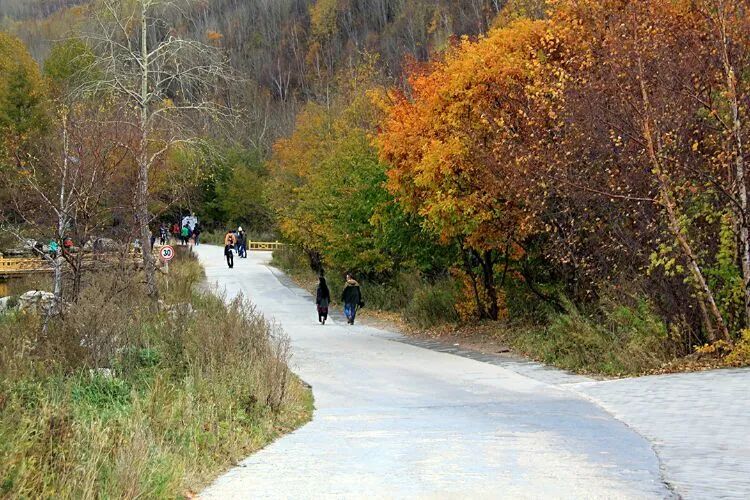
341 274 363 325
236 227 247 258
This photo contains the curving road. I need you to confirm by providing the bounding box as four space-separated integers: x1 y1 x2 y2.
195 246 749 499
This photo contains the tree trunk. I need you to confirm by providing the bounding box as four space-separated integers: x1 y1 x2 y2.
462 249 486 320
635 51 729 341
718 9 750 328
138 3 158 301
480 250 499 321
53 110 70 313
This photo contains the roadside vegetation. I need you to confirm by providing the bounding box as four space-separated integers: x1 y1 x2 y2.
273 242 748 376
0 254 312 498
264 1 750 375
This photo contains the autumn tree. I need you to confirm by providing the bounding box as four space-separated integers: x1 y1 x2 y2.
688 0 750 327
536 0 744 341
269 60 450 277
0 32 48 169
376 20 562 319
82 0 233 300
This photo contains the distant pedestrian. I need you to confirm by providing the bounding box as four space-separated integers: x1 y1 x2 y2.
316 276 330 325
159 224 168 245
48 239 59 258
193 223 202 246
236 226 247 258
181 224 190 245
341 274 363 325
149 228 157 249
224 230 236 268
171 222 180 242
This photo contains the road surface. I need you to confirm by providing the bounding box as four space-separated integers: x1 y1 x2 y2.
195 246 749 499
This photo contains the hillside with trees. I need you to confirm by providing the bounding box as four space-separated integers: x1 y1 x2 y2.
265 0 750 373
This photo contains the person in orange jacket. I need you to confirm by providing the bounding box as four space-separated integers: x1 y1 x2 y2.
224 230 237 268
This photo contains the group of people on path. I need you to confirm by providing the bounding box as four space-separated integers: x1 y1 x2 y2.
223 227 247 269
220 229 365 326
316 274 364 325
152 221 201 248
175 222 201 246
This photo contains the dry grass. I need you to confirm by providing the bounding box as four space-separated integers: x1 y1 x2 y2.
0 253 312 498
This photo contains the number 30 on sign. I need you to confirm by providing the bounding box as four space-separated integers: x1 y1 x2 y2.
160 245 175 262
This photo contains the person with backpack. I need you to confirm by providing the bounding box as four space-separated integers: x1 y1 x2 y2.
192 223 202 246
224 230 236 268
316 276 331 325
341 274 363 325
236 226 247 258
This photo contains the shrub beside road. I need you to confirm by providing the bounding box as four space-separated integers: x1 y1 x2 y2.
0 253 312 498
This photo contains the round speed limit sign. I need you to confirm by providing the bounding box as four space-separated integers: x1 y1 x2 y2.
160 245 175 262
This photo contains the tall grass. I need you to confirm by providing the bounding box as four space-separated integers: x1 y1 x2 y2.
0 254 312 498
507 298 672 375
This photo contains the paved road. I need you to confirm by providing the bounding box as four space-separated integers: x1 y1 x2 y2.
195 247 748 499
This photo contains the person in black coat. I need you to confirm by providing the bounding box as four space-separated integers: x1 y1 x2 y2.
316 276 330 325
341 274 363 325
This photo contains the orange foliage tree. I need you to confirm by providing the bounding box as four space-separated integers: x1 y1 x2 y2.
376 20 567 319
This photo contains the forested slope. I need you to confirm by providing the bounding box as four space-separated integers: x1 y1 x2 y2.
3 0 749 373
3 0 508 142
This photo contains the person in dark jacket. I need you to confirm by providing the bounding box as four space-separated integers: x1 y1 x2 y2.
159 224 168 245
341 274 363 325
192 223 202 246
316 276 330 325
236 227 247 258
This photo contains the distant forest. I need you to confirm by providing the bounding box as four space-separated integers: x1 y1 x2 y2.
1 0 510 145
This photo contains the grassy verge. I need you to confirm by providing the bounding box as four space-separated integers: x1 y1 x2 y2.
271 246 749 376
0 253 312 498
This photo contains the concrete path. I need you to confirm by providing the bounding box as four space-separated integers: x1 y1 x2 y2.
571 370 750 499
195 247 748 499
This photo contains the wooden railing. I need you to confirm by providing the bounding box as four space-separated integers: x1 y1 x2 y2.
0 257 50 276
245 241 284 251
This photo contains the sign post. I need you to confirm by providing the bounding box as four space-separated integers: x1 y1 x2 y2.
159 245 175 290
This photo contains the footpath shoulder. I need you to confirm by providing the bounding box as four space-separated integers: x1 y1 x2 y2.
569 368 750 499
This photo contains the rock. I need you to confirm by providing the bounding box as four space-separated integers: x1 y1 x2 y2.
18 290 57 314
0 296 17 313
89 368 114 379
165 302 195 320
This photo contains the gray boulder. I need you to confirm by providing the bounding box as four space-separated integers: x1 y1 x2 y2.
0 296 17 313
18 290 57 314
